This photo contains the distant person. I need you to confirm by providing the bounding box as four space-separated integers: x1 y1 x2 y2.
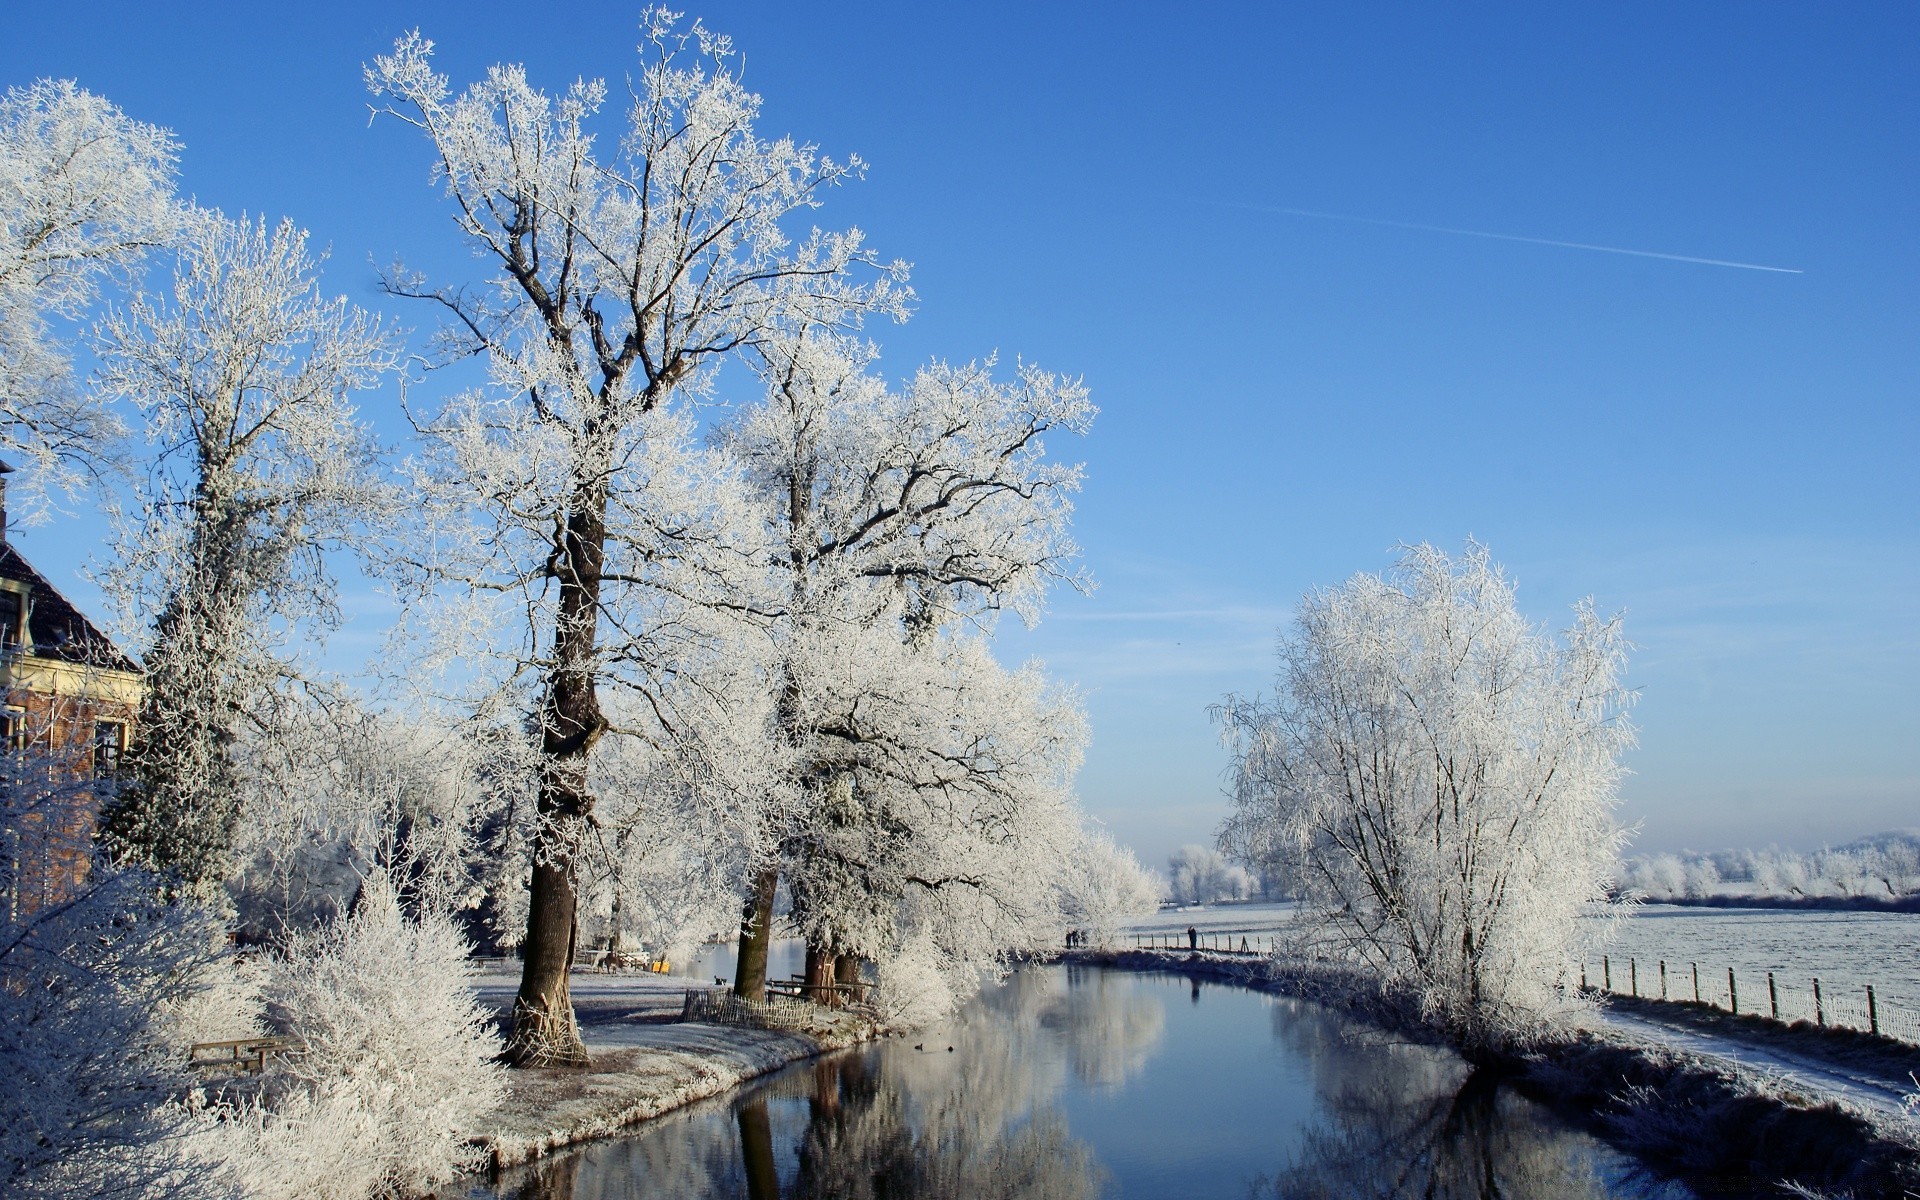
1187 925 1198 950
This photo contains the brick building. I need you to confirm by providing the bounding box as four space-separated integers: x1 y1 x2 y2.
0 462 143 918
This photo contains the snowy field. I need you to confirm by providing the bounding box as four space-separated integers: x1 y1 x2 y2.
1579 904 1920 1021
1117 900 1302 941
1112 901 1919 1025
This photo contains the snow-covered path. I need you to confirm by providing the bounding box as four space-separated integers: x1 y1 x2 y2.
1595 1005 1914 1121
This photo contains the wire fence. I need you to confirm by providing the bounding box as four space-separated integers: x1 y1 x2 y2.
1576 955 1920 1046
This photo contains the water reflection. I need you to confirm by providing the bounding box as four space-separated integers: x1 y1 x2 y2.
478 967 1685 1200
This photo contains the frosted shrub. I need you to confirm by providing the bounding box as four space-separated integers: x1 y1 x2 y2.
245 872 505 1198
0 755 223 1200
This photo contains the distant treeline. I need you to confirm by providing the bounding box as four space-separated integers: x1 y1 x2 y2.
1615 831 1920 909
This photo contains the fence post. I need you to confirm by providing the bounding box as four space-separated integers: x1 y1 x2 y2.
1728 968 1738 1014
1580 963 1587 990
1630 958 1638 997
1867 985 1878 1036
1659 960 1667 1000
1603 956 1611 992
1768 972 1778 1020
1813 977 1824 1027
1692 962 1700 1003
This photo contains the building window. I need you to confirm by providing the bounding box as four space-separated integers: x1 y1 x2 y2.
1 707 25 753
94 721 126 778
0 590 20 649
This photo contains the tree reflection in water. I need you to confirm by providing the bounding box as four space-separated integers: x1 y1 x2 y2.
1255 998 1683 1200
492 966 1151 1199
487 969 1679 1200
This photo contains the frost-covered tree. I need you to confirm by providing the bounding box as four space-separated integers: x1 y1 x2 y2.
1216 542 1634 1052
0 79 179 512
367 12 905 1064
91 211 394 902
717 329 1090 1001
227 703 490 941
791 634 1088 1012
1165 843 1255 906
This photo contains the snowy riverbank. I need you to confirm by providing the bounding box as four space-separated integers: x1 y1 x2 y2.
466 970 880 1167
1059 946 1920 1198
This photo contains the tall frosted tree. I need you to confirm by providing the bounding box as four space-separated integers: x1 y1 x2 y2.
0 79 179 510
367 13 905 1064
1215 542 1634 1052
94 212 395 902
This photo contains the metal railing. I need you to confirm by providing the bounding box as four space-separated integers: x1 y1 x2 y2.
1125 932 1274 955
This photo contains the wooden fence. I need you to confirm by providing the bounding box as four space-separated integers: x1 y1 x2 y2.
187 1036 302 1075
1577 955 1919 1045
681 988 821 1032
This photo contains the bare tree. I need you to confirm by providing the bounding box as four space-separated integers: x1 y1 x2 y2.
93 211 395 902
1216 543 1634 1053
367 12 905 1064
0 79 179 511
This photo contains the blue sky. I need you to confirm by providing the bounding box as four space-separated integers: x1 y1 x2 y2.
6 2 1916 868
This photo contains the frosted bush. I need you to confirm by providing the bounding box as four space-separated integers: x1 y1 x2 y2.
155 948 267 1050
226 871 506 1198
190 1088 384 1200
1059 828 1161 946
1217 543 1635 1051
0 753 224 1200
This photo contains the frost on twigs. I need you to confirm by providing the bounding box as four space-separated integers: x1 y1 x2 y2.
0 743 226 1200
1217 541 1636 1053
0 78 180 513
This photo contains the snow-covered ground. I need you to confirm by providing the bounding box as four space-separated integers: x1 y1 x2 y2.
1593 1005 1914 1122
1117 900 1301 939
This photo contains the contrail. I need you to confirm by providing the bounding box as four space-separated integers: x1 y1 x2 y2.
1221 202 1803 274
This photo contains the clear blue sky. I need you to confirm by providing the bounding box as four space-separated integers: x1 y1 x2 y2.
6 3 1916 868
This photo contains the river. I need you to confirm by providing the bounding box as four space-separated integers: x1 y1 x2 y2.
470 963 1693 1199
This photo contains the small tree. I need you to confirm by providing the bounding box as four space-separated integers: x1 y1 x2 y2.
93 211 395 902
0 79 179 510
1216 542 1634 1051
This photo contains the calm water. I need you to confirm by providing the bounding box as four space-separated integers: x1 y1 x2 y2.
472 965 1692 1199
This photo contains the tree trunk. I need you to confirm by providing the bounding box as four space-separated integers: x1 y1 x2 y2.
804 942 836 1006
734 866 779 999
834 952 863 1005
506 481 608 1068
